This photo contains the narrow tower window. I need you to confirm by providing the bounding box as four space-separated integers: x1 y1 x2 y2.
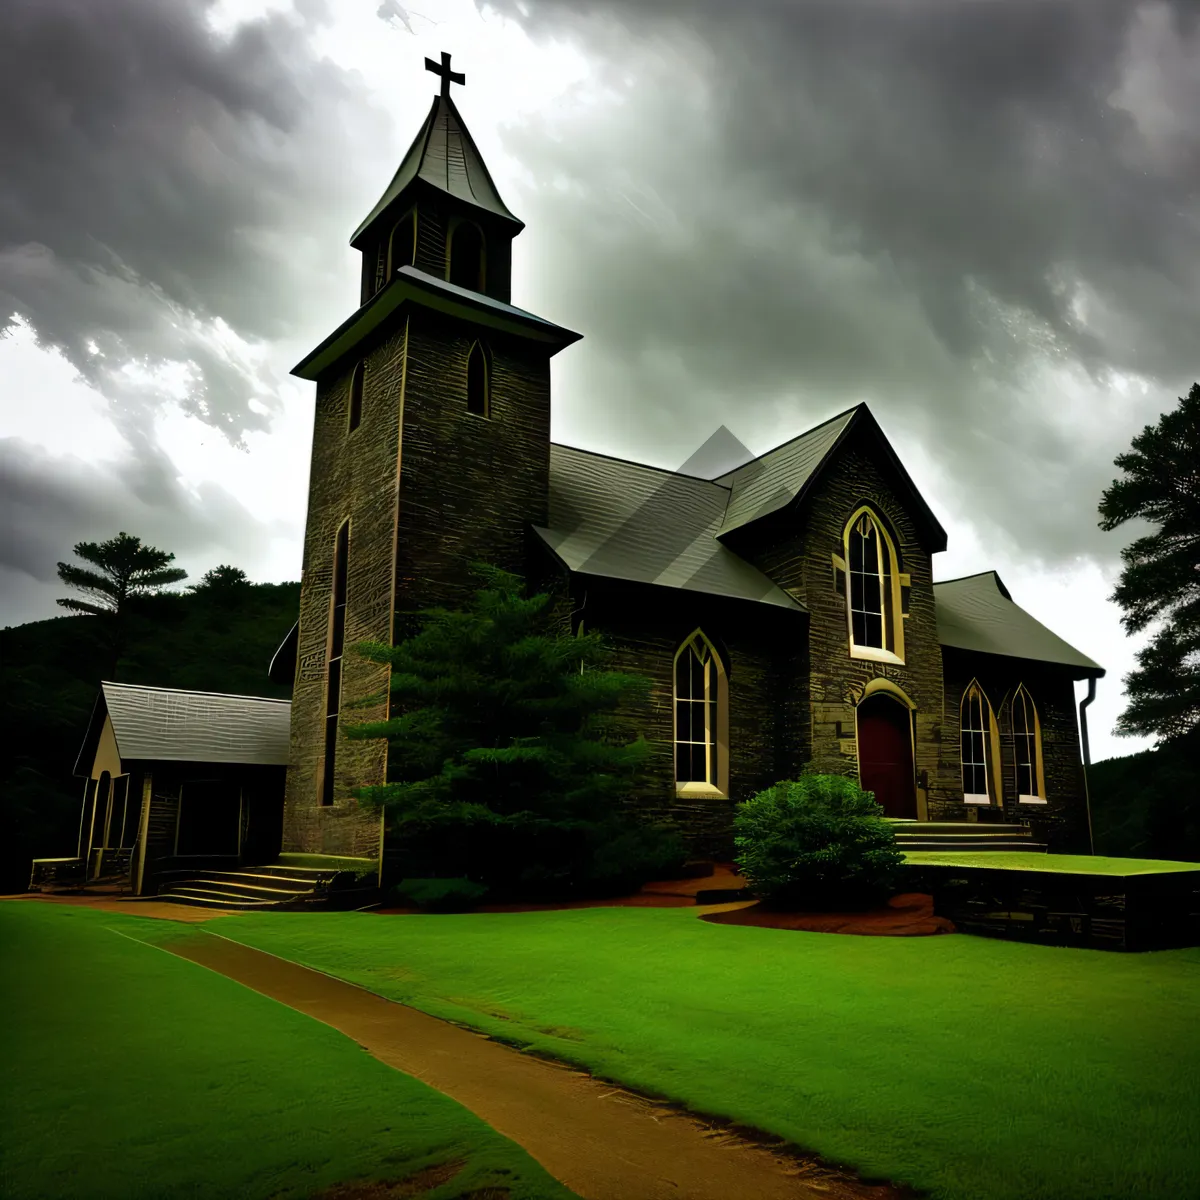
466 341 490 417
448 221 485 291
321 520 350 806
347 361 365 432
388 210 416 278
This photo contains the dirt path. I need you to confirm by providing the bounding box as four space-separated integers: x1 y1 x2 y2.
165 927 913 1200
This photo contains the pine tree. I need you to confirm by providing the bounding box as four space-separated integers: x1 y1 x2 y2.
344 563 683 897
1098 382 1200 747
56 532 187 678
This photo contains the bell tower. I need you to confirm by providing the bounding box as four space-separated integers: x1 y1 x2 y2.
281 53 581 859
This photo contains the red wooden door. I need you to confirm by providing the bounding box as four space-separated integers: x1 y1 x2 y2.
856 694 917 818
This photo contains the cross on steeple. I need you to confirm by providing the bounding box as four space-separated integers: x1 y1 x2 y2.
425 51 465 98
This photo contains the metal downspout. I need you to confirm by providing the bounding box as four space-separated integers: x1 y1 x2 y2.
1079 676 1098 855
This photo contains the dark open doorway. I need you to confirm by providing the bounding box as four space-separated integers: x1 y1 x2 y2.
176 781 240 857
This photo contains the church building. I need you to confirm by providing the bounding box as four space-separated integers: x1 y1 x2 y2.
275 54 1104 866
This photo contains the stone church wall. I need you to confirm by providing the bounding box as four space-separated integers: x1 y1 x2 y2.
285 305 557 860
941 649 1091 852
283 325 406 859
725 423 957 818
572 576 808 860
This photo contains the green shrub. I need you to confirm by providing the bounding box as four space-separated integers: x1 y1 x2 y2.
733 774 904 910
394 877 489 913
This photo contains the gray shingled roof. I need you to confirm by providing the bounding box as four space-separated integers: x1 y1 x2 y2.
713 409 856 534
351 94 522 247
534 445 804 611
95 683 292 766
934 572 1104 676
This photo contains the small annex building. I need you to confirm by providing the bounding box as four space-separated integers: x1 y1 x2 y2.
53 683 290 894
270 55 1105 874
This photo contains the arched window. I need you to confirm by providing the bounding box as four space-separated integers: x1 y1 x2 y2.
448 220 485 291
466 340 490 417
838 506 905 663
320 520 350 806
673 631 728 795
387 210 416 278
960 681 999 804
1011 685 1046 802
347 361 365 432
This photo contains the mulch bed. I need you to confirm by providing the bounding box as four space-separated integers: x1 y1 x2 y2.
375 865 955 936
702 892 956 937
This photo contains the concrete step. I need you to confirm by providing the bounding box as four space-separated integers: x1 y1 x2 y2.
900 841 1048 853
161 876 319 901
156 886 285 910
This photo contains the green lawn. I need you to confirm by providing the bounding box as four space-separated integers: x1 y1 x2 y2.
0 902 576 1200
217 905 1200 1200
901 851 1200 874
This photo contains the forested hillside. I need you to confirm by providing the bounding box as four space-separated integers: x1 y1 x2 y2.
0 582 299 893
1087 736 1200 863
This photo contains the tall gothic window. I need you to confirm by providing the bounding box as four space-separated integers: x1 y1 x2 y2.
1011 685 1044 802
347 361 365 432
961 682 995 804
466 340 490 417
673 632 727 793
448 220 485 291
321 520 350 806
839 507 905 663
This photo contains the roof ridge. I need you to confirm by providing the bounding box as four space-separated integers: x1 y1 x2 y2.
550 441 734 489
933 570 1005 587
715 403 864 477
102 681 290 704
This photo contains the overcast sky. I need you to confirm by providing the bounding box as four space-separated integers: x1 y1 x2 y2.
2 0 1197 763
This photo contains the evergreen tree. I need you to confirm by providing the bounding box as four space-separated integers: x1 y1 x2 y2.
344 563 683 897
190 565 253 607
1098 382 1200 747
56 532 188 678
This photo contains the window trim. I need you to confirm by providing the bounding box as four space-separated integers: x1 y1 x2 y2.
672 629 729 799
1011 684 1048 804
840 506 906 665
960 680 1001 805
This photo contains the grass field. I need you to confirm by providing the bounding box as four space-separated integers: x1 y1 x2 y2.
0 902 577 1200
219 904 1200 1200
901 851 1200 873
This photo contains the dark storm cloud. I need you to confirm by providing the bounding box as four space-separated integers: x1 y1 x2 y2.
0 435 278 626
0 0 385 444
483 0 1199 567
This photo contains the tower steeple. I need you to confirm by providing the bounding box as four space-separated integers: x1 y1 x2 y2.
351 52 523 306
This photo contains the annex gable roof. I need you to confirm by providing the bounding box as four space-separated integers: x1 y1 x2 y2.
351 93 522 248
73 683 292 776
534 444 804 612
713 404 949 550
933 572 1104 678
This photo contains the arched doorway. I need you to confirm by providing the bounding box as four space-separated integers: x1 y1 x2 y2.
856 693 917 818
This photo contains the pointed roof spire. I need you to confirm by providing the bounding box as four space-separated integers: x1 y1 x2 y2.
350 52 523 248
